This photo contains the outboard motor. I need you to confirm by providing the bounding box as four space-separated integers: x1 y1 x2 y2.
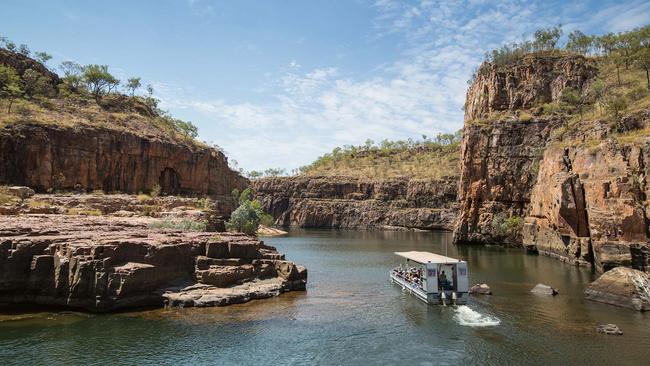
451 292 457 306
440 291 447 306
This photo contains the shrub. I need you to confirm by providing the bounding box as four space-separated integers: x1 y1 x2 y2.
149 219 207 232
492 214 524 241
226 188 272 235
139 204 161 217
519 111 533 122
260 213 275 227
150 184 161 198
542 103 561 115
0 186 15 205
67 208 102 216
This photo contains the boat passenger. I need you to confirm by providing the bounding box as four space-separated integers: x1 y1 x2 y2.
438 270 447 287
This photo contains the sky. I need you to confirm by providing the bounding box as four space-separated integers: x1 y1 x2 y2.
2 0 650 173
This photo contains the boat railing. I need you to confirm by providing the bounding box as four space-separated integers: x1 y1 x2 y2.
391 268 424 291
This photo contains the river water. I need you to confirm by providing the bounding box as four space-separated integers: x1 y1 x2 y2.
1 229 649 365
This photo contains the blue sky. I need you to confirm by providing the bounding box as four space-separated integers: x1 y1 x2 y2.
2 0 650 172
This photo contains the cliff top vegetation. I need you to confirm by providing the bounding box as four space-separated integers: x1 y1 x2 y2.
469 25 650 147
0 38 202 147
292 131 461 180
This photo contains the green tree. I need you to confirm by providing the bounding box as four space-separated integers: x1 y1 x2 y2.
82 64 119 99
22 68 53 97
597 32 617 55
226 188 270 235
247 170 262 179
59 61 84 92
560 87 584 118
17 44 30 56
4 40 16 52
603 94 628 120
566 30 593 54
533 25 562 51
34 51 52 65
0 65 23 113
173 119 198 138
126 77 141 96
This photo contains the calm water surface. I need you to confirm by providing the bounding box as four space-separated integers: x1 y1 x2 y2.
1 229 649 365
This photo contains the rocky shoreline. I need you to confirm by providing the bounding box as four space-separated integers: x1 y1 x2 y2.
0 213 306 312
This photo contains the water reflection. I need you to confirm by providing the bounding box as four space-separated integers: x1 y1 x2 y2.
1 229 649 365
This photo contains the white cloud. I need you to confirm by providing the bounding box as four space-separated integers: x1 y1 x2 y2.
161 0 650 173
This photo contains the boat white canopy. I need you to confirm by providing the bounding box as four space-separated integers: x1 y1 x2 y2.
394 251 462 264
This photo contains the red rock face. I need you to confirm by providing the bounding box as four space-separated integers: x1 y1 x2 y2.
453 118 560 245
0 123 248 197
455 54 598 247
523 140 650 272
464 54 597 122
0 215 307 312
252 176 458 231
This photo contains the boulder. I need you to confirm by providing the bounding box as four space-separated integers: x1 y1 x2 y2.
8 186 35 199
531 283 559 296
596 324 623 335
469 283 492 295
584 267 650 311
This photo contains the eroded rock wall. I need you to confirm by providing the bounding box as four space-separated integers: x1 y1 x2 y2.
0 123 247 197
523 139 650 272
454 118 559 245
0 215 306 311
464 54 597 122
455 54 598 246
252 176 458 231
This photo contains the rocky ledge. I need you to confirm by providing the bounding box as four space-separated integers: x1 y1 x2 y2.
0 215 306 312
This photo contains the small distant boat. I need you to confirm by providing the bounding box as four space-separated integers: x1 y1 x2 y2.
390 251 469 305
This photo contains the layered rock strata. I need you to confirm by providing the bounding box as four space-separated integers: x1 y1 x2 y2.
454 117 560 245
455 54 598 246
253 176 458 231
523 137 650 271
0 215 306 312
464 54 597 122
0 123 247 196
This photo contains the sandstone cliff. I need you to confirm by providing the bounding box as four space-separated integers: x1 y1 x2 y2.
455 52 650 276
455 54 598 246
0 123 247 197
464 54 597 122
0 214 306 311
523 111 650 272
253 176 458 231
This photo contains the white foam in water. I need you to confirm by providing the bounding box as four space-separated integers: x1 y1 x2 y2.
453 305 501 327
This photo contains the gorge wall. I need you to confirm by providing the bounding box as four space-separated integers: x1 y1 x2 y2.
252 176 458 231
523 111 650 272
454 53 650 273
0 123 248 197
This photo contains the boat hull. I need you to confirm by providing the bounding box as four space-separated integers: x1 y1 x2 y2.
390 272 467 305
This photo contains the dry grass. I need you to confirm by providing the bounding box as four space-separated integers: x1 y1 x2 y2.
0 186 16 205
301 144 460 179
67 207 102 216
0 96 204 147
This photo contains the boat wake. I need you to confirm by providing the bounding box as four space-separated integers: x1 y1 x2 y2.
453 305 500 327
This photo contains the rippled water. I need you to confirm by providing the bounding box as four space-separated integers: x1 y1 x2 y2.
2 229 649 365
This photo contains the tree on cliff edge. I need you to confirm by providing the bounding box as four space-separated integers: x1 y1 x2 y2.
83 64 120 100
0 65 23 113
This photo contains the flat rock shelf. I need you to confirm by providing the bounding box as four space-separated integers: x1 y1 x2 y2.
0 215 307 312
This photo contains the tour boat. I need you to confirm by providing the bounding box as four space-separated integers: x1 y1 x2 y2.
390 251 469 305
